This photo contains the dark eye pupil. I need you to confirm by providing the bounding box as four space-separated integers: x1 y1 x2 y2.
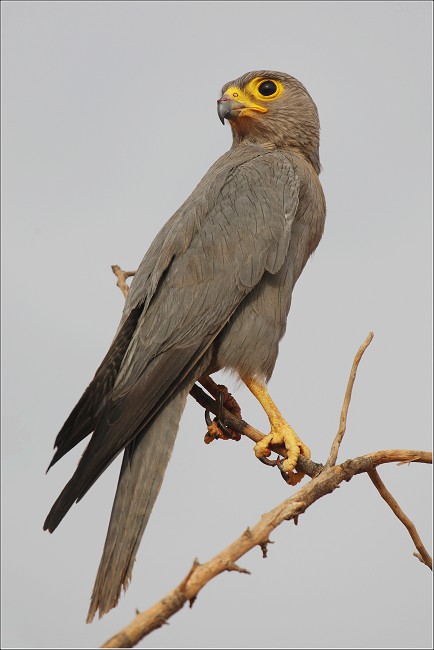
258 80 277 96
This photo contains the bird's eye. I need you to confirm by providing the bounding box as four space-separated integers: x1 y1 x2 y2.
258 80 278 97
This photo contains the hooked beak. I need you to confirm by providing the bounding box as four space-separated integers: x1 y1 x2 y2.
217 94 245 125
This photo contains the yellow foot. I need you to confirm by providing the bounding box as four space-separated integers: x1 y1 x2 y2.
243 376 311 486
254 420 310 486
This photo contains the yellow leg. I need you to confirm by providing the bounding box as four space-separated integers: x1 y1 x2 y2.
244 377 310 486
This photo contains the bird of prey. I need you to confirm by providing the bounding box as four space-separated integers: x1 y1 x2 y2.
44 70 326 622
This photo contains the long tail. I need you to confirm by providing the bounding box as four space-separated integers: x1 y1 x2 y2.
86 382 190 622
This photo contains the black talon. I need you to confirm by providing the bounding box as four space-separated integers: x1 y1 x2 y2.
216 388 224 414
258 456 279 467
215 417 233 438
204 403 231 437
204 388 235 439
277 459 290 482
216 388 226 423
214 387 232 437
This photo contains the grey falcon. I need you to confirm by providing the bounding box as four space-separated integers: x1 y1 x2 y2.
44 70 326 622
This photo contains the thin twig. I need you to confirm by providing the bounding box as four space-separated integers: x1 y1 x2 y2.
325 332 374 467
111 265 136 299
368 468 432 570
101 448 432 648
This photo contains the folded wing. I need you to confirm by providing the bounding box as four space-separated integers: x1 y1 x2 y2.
44 149 299 535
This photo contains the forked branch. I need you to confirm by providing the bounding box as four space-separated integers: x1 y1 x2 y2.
368 467 432 570
100 266 432 649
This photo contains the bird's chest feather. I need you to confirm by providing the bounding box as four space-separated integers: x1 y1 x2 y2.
214 153 325 381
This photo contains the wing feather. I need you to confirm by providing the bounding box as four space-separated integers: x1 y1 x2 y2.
44 148 300 532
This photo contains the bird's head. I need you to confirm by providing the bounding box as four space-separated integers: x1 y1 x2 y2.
218 70 321 173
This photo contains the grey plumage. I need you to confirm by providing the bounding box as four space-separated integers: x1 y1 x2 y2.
44 70 326 621
86 381 193 622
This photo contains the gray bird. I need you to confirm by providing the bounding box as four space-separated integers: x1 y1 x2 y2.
44 70 326 622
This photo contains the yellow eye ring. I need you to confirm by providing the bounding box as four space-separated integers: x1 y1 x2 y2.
248 78 284 101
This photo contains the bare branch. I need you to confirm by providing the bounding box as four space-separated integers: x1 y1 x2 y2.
325 331 374 467
104 271 431 649
368 468 432 570
101 449 431 648
367 449 431 466
111 265 136 299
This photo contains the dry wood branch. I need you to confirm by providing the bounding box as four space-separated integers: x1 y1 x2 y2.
104 267 431 649
325 331 374 467
368 468 432 569
111 265 136 299
101 448 431 648
367 449 432 466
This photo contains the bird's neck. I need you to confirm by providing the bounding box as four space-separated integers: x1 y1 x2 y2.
230 126 321 175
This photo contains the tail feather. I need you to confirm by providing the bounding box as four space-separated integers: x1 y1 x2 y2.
86 383 190 622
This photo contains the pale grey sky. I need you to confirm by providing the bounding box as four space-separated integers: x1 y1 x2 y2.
2 1 432 648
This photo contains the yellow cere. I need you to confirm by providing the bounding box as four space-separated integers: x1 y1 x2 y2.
224 77 284 116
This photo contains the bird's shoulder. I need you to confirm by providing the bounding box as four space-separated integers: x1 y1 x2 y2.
123 145 300 317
